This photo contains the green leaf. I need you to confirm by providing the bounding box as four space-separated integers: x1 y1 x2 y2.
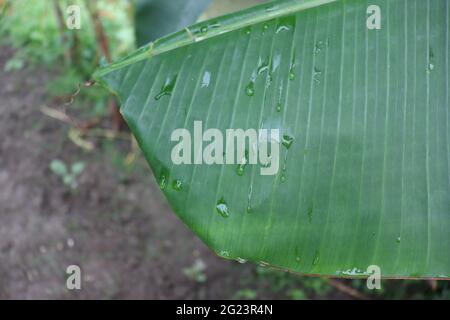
94 0 450 278
71 161 86 176
4 56 25 72
135 0 213 46
62 175 74 187
50 159 67 177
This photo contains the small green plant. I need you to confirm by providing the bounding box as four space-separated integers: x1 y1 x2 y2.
287 289 307 300
50 159 85 190
4 55 25 71
234 289 257 299
182 259 207 283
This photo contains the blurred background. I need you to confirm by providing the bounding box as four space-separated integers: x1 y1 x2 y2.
0 0 449 299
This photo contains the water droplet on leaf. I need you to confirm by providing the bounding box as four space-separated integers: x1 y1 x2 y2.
155 75 177 100
313 251 320 265
289 70 295 80
257 59 270 75
236 164 245 176
313 67 322 84
201 71 211 88
159 170 169 190
216 197 229 218
276 15 295 33
265 73 273 89
246 184 253 213
276 25 290 33
245 81 255 96
236 258 247 264
271 53 281 73
219 250 230 257
307 205 313 223
428 46 435 73
282 135 294 149
172 179 183 191
236 151 249 176
314 39 328 54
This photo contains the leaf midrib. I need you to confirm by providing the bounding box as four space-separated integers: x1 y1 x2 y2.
93 0 337 79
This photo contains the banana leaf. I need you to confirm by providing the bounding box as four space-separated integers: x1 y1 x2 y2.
94 0 450 279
